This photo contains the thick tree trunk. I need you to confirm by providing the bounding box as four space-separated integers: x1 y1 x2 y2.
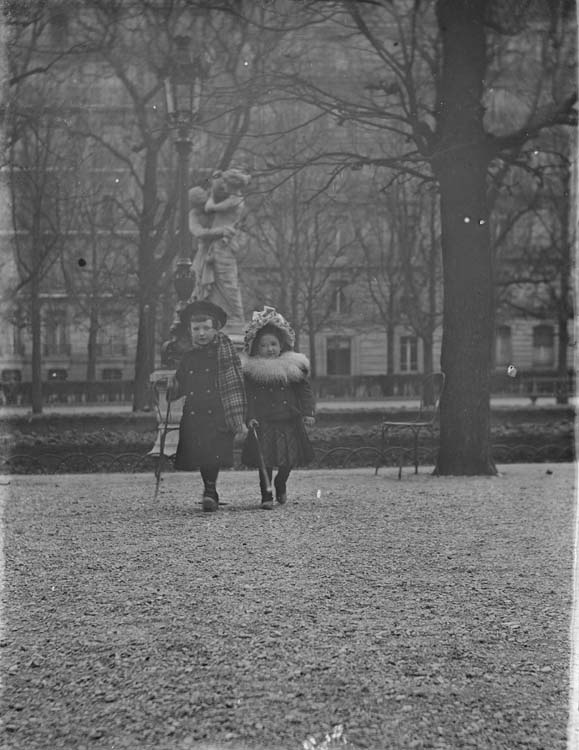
133 300 156 411
132 146 162 412
434 0 496 475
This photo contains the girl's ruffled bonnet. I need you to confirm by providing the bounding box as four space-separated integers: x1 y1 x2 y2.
243 306 296 355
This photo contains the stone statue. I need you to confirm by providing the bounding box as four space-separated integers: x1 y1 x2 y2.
188 168 250 325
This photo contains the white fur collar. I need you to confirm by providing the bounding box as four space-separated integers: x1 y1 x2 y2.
241 351 310 384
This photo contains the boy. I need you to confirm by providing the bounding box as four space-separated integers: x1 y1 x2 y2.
167 300 247 512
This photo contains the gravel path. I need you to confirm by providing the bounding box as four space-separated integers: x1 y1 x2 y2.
0 464 575 750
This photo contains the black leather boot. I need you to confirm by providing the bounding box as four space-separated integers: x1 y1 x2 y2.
202 482 219 512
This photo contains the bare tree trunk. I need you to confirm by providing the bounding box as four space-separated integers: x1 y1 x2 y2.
133 297 158 411
556 306 570 404
385 293 395 396
86 304 98 385
30 271 42 414
422 332 435 406
556 159 571 405
132 146 162 412
433 0 496 475
86 239 99 386
423 214 437 406
307 310 317 378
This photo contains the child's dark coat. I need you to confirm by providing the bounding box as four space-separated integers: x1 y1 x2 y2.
241 351 315 468
172 332 246 471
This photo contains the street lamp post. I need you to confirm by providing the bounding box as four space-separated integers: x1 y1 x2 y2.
161 34 203 367
149 35 203 457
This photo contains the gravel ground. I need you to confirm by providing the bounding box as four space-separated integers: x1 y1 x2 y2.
0 464 576 750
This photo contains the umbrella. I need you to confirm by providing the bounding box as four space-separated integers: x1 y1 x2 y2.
250 422 271 494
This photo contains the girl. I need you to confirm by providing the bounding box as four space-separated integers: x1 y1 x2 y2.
241 307 315 509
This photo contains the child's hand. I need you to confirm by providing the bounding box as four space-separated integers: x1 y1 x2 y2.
166 375 178 402
303 416 315 427
234 425 248 443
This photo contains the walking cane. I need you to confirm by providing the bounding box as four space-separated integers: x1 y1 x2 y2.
154 390 172 500
249 422 271 494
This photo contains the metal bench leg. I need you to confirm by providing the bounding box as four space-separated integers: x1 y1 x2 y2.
414 429 419 474
375 428 386 475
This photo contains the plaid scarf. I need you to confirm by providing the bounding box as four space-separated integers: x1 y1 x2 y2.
215 332 247 432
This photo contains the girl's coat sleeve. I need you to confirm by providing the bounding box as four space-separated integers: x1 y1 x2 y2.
296 378 315 417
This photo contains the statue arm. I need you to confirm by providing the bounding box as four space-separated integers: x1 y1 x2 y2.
190 223 231 240
189 210 231 240
205 194 243 214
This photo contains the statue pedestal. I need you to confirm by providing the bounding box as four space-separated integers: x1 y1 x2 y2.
148 369 182 457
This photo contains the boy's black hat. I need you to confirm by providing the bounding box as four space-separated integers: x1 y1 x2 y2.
179 300 227 329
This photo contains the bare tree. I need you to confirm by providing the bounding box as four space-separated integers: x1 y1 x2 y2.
353 175 442 392
69 0 299 408
59 185 137 384
245 167 357 375
8 106 79 413
265 0 576 473
494 129 574 402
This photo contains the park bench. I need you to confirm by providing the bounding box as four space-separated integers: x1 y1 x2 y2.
524 375 572 404
375 371 445 479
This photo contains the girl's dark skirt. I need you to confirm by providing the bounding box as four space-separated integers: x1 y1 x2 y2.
242 418 314 469
174 414 234 471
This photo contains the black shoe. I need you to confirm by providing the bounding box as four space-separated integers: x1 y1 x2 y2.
202 486 219 512
274 480 287 505
261 493 274 510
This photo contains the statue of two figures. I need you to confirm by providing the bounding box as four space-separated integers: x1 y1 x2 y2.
162 167 250 367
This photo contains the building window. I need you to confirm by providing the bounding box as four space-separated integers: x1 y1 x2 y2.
97 315 127 357
400 336 418 372
2 369 22 383
101 193 115 227
532 324 554 367
102 368 122 380
44 308 69 356
1 370 21 404
495 325 512 366
12 324 25 356
47 368 68 381
329 284 348 314
326 336 351 375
